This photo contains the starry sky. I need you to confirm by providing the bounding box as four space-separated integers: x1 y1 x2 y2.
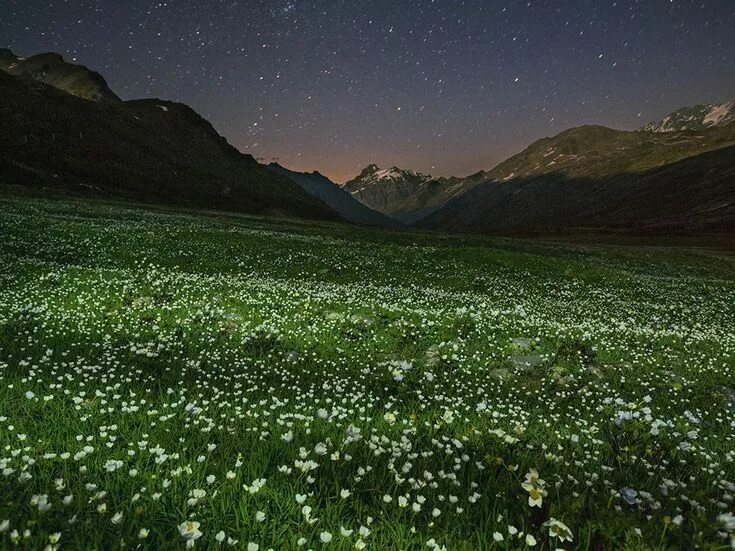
3 1 734 182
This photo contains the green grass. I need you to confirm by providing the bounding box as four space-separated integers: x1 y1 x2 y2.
1 197 734 550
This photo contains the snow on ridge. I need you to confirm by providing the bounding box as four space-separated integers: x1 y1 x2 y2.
703 100 735 126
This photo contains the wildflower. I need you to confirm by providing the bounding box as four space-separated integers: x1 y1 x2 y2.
521 469 547 508
719 513 735 531
620 488 638 505
320 531 333 543
179 520 203 541
544 518 573 543
493 532 503 542
138 528 149 539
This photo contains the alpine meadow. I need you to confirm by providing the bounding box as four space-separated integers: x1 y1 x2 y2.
1 198 734 549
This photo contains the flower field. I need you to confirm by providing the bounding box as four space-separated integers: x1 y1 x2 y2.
1 198 734 549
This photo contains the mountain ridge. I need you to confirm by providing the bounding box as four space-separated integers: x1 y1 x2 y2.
0 49 341 221
640 98 735 133
341 164 470 223
266 163 399 226
0 48 121 103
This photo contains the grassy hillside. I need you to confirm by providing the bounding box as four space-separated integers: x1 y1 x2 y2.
1 197 734 549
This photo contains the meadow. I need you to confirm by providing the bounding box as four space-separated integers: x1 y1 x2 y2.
1 197 734 550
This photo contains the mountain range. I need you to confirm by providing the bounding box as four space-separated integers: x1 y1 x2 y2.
339 165 461 223
266 163 397 226
1 47 733 238
340 104 735 235
0 48 340 221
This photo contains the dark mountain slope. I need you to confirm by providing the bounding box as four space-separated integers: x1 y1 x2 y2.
420 143 735 235
266 163 399 226
0 58 340 221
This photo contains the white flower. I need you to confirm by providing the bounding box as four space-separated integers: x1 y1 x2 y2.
340 489 351 499
493 532 503 542
544 518 573 542
719 512 735 531
25 390 35 399
320 531 333 543
138 528 149 539
340 526 354 537
255 511 266 522
179 521 203 541
247 543 259 551
215 531 226 543
526 534 537 546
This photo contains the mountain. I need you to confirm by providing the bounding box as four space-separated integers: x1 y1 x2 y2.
419 122 735 236
266 163 399 226
341 164 469 223
0 50 340 221
640 99 735 133
0 48 120 103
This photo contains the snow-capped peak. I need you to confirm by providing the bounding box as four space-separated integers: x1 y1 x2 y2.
640 99 735 133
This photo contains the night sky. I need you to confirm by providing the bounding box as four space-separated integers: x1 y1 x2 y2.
3 1 734 182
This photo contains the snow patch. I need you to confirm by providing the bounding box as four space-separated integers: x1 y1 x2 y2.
703 100 734 126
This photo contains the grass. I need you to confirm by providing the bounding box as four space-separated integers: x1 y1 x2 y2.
1 196 734 550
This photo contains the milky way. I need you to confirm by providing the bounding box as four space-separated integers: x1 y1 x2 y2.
3 1 734 181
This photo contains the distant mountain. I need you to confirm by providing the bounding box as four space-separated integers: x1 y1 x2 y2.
266 163 399 226
341 164 470 223
0 49 340 221
640 99 735 133
0 48 120 103
419 122 735 235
